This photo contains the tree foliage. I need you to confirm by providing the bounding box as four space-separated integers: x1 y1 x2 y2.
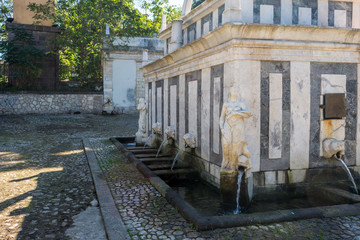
28 0 181 89
0 27 44 89
141 0 181 33
0 0 12 41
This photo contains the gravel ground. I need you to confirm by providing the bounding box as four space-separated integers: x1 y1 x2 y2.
0 114 137 240
2 114 360 240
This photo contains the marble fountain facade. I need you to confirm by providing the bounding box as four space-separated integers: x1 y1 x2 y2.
140 0 360 200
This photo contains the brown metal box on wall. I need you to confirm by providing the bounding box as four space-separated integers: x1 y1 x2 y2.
323 93 346 119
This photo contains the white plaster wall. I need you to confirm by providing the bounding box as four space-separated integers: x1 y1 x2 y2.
241 0 253 23
290 61 310 170
318 0 328 27
281 0 292 25
353 3 360 29
112 60 137 109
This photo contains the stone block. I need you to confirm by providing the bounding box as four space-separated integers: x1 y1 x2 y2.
277 171 286 184
260 5 274 24
265 171 276 185
288 169 306 183
334 9 347 28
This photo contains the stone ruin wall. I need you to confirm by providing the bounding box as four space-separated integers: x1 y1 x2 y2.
0 94 103 115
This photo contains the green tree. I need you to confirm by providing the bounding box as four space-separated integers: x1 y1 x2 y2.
0 0 12 41
0 27 44 89
141 0 181 33
28 0 180 89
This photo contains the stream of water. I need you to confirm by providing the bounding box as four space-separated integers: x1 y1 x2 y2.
171 146 185 171
156 139 167 158
337 157 359 195
143 134 153 149
233 170 244 214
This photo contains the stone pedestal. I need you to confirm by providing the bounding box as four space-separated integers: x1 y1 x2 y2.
169 19 183 53
223 0 242 24
135 132 147 145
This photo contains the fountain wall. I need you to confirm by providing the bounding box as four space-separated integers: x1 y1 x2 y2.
141 0 360 195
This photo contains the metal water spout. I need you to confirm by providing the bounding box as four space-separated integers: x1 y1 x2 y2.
171 132 196 171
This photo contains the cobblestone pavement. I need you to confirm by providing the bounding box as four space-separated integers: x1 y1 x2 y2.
2 114 360 240
0 114 137 240
91 138 360 240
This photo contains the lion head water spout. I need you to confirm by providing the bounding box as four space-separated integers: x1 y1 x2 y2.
144 122 162 148
323 138 358 195
156 125 176 158
171 132 196 171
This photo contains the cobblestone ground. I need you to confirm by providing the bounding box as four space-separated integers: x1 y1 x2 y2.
91 138 360 240
2 114 360 240
0 114 138 240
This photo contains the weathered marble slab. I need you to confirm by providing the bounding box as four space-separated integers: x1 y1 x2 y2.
269 73 283 159
201 68 211 161
261 61 290 171
328 1 353 28
201 13 213 36
290 61 310 170
260 4 274 24
169 76 179 141
292 0 318 25
253 0 281 24
185 71 201 151
310 63 357 168
210 65 224 166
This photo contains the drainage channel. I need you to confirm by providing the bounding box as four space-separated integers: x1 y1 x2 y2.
111 137 360 231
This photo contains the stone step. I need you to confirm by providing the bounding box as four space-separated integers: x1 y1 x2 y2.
152 168 197 176
140 157 174 163
126 146 154 150
130 149 158 154
147 164 177 170
134 153 171 158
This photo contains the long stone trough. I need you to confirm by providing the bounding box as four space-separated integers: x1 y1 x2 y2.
111 137 360 231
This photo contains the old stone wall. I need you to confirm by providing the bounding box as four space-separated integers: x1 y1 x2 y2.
0 93 103 115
